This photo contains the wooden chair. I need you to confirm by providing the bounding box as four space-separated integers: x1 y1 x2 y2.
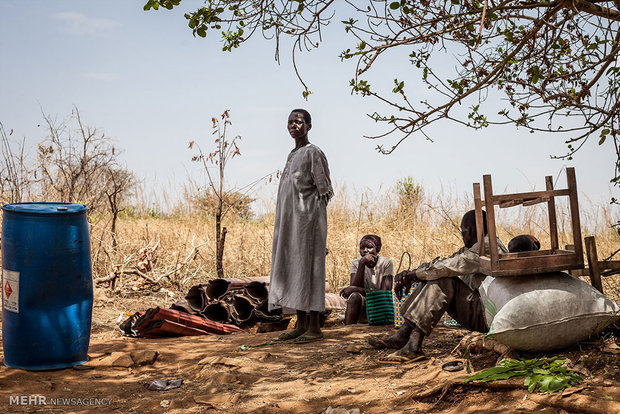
473 167 584 277
569 236 620 294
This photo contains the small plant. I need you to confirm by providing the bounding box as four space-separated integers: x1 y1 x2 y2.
465 357 583 393
396 176 422 197
189 110 242 278
396 176 422 213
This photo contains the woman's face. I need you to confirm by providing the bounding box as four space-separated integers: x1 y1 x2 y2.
359 240 377 257
287 112 310 139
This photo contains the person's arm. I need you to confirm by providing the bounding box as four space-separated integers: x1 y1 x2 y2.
382 259 394 290
415 246 480 281
340 259 369 298
340 273 365 298
351 254 375 287
309 146 333 206
394 246 479 296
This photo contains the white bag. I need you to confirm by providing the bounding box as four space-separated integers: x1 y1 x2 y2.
479 272 619 352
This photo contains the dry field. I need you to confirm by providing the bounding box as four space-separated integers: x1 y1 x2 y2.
90 189 620 303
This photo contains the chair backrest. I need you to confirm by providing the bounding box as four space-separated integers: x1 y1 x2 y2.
473 167 584 277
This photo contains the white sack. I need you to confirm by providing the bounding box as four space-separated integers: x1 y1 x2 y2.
480 272 619 352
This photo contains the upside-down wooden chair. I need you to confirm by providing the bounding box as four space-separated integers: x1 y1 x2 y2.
568 236 620 295
473 167 584 277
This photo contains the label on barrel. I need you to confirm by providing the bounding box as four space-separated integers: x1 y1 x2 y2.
2 269 19 313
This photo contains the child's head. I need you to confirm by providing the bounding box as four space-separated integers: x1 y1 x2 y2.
508 235 541 253
359 234 381 257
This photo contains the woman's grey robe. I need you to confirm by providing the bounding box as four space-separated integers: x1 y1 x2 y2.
268 143 333 312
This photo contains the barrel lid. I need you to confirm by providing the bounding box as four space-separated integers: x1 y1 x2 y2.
1 202 88 214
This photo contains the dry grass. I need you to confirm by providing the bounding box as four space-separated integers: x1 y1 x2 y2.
90 186 620 303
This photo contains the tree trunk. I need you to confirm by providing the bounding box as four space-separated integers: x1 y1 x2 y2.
215 194 225 278
108 191 118 249
111 210 118 248
216 226 227 278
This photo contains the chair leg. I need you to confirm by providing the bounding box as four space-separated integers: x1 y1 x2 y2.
585 236 604 294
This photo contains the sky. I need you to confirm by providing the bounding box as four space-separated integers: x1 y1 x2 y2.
0 1 617 217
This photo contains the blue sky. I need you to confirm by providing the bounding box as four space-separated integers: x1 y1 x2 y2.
0 1 617 216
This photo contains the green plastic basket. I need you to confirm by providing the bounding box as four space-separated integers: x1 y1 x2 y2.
365 290 395 326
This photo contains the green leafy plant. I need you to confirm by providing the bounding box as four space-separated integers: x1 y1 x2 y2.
465 357 583 394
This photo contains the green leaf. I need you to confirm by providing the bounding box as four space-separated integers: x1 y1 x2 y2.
492 371 527 381
466 358 582 394
526 374 542 393
548 377 569 393
538 375 553 392
465 366 516 383
599 129 609 145
392 79 405 94
389 2 400 10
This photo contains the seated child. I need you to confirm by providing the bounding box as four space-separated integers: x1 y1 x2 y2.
340 235 394 325
508 234 541 252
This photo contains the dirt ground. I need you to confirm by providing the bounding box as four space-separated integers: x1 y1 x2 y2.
1 289 619 413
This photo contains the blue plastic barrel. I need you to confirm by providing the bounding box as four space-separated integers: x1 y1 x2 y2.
1 202 93 370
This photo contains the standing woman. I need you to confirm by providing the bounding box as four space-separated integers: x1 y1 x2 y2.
269 109 333 343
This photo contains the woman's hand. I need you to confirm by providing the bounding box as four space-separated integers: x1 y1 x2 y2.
360 253 378 268
340 285 364 298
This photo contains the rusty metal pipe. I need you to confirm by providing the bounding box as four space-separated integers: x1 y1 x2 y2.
230 294 256 325
170 301 199 315
243 281 268 304
205 279 231 301
185 284 209 312
202 302 231 324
